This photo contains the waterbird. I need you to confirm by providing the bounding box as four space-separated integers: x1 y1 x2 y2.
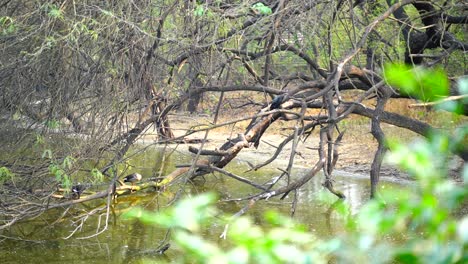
71 184 86 200
123 173 143 192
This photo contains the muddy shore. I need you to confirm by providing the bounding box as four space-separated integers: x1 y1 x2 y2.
137 112 464 183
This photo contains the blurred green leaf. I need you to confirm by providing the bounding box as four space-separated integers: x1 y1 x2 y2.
124 193 217 232
457 217 468 243
251 2 272 15
174 231 223 261
358 200 385 235
123 207 161 225
226 246 249 263
384 63 415 94
358 234 374 250
458 77 468 97
334 200 350 217
264 210 294 227
395 251 420 264
172 193 217 232
437 101 463 114
384 64 449 102
414 67 449 101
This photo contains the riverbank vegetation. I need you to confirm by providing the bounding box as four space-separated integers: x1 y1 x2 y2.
0 1 466 260
127 124 467 262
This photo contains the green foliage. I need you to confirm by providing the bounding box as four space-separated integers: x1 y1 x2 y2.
384 63 449 102
34 134 45 146
125 194 333 263
45 4 64 20
251 3 272 15
359 65 467 263
125 193 217 232
457 78 468 97
90 168 104 184
194 5 205 17
0 16 16 35
45 119 60 129
62 156 75 170
193 4 214 18
45 153 76 192
361 127 467 263
0 167 15 184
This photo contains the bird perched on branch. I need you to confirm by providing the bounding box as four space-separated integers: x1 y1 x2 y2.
269 93 289 110
71 184 86 200
123 172 143 188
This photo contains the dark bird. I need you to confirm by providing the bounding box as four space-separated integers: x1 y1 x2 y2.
71 184 86 200
269 93 289 110
123 172 143 186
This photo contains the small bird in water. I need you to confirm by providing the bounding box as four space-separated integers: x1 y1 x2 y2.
71 184 86 200
123 173 142 192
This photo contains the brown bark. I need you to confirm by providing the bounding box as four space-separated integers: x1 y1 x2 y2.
370 86 391 198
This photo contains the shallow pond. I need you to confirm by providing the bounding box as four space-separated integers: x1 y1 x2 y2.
0 145 403 263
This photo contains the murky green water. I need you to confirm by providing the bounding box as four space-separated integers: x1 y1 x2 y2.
0 145 402 263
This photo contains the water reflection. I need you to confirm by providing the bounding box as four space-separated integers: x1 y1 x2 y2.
0 146 400 263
